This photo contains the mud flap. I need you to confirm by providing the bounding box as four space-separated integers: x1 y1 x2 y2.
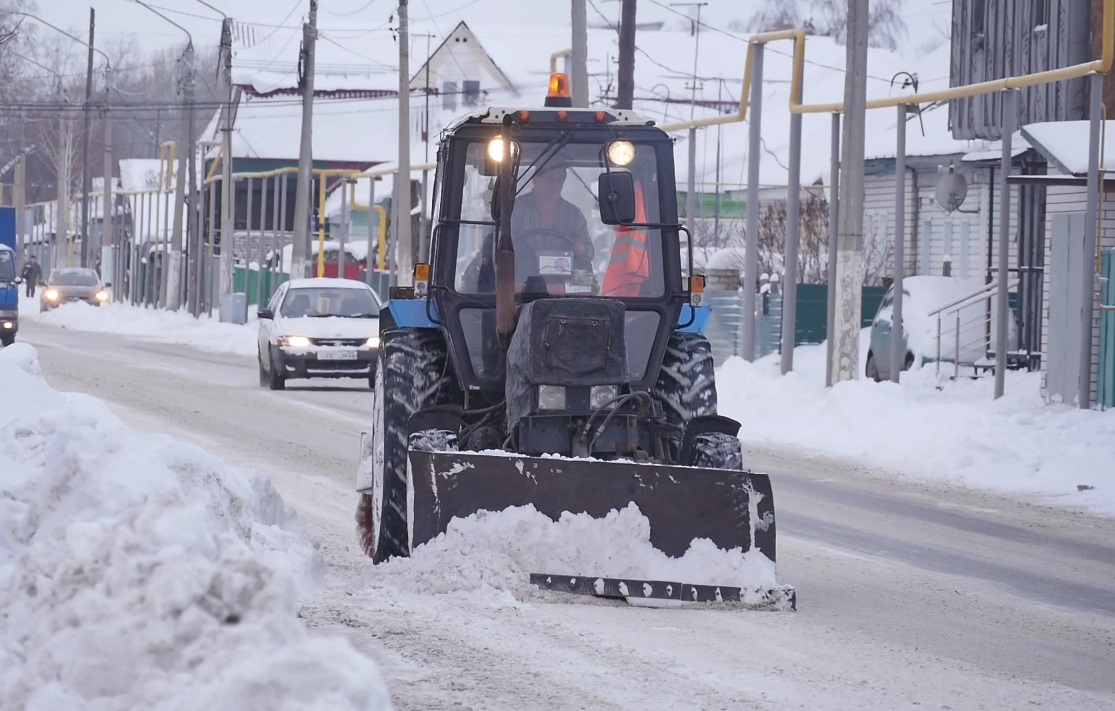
406 450 777 560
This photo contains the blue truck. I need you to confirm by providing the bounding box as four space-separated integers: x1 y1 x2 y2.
0 206 21 346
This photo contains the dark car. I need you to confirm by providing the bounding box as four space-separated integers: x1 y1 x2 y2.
40 267 109 311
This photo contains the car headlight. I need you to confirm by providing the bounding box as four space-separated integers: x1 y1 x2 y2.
280 336 311 348
44 289 58 301
590 385 619 409
366 336 380 348
95 290 108 302
537 385 566 410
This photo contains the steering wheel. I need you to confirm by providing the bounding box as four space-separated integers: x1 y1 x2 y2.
516 227 580 254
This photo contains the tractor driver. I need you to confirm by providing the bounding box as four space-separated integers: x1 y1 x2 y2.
463 158 595 292
511 160 595 276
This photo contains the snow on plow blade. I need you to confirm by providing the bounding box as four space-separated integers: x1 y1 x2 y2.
407 450 791 608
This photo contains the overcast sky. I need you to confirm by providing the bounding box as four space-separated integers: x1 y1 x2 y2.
27 0 741 55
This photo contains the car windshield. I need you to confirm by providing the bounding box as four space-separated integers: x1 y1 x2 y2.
452 136 666 298
280 286 381 318
0 251 14 281
50 269 99 286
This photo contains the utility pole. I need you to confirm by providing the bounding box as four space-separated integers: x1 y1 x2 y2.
218 16 235 317
292 0 318 281
102 67 115 296
396 0 414 285
185 42 200 316
168 42 196 311
615 0 637 109
57 80 70 267
571 0 589 107
14 154 25 261
671 2 707 120
831 0 870 383
80 8 94 268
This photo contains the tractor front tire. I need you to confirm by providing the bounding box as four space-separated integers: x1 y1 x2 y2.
654 332 718 427
358 329 460 563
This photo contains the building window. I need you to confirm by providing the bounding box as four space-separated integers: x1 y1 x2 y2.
463 79 481 107
443 81 457 111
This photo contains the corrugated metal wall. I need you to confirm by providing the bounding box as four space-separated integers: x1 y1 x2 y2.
950 0 1090 140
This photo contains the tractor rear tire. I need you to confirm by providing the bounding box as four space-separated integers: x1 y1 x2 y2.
654 332 718 426
357 329 460 563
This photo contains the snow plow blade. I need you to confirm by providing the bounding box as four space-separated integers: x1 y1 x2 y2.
528 573 796 610
407 450 778 562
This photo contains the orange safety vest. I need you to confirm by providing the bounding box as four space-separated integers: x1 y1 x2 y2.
602 181 650 297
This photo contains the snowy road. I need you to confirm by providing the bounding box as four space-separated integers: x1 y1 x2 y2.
16 319 1115 710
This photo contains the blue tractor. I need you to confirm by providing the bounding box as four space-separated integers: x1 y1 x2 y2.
356 75 793 607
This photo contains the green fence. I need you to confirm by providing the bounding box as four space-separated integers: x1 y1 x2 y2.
1099 250 1115 410
233 268 290 307
231 268 392 307
794 284 889 345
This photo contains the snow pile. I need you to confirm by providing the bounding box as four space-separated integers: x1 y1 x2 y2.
715 335 1115 516
0 343 392 711
27 301 259 357
379 503 782 607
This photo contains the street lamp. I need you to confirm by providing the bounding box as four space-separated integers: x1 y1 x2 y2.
189 0 238 321
128 0 198 314
10 10 113 269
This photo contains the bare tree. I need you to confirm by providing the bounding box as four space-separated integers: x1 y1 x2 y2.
741 0 908 49
757 191 831 284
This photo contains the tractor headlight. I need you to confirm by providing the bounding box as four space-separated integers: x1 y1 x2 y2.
590 385 618 409
487 137 519 163
280 335 311 348
366 336 380 349
44 289 59 301
537 384 566 410
607 140 636 167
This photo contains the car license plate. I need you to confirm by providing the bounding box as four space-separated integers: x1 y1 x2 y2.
319 350 358 361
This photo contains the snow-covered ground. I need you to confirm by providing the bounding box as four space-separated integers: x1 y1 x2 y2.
0 343 392 710
21 299 259 358
717 331 1115 517
21 298 1113 519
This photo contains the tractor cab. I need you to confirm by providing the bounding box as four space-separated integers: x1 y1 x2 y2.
423 73 700 395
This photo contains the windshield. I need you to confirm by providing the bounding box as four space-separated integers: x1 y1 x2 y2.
50 269 99 286
0 251 13 281
452 136 665 299
280 286 381 318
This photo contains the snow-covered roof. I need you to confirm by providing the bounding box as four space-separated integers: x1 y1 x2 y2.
1020 120 1115 176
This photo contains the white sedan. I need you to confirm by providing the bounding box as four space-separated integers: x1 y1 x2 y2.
257 277 383 390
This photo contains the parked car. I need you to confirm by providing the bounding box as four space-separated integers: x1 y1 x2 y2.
866 275 1020 382
257 277 383 390
40 267 109 311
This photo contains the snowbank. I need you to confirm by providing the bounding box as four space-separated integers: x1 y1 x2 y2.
716 335 1115 516
26 301 259 357
0 344 392 711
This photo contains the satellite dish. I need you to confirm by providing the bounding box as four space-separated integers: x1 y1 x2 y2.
935 163 968 213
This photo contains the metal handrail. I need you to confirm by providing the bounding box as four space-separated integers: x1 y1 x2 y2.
932 279 1020 377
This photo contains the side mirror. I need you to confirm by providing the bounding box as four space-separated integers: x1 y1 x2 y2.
598 172 637 225
14 277 23 285
257 308 274 320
